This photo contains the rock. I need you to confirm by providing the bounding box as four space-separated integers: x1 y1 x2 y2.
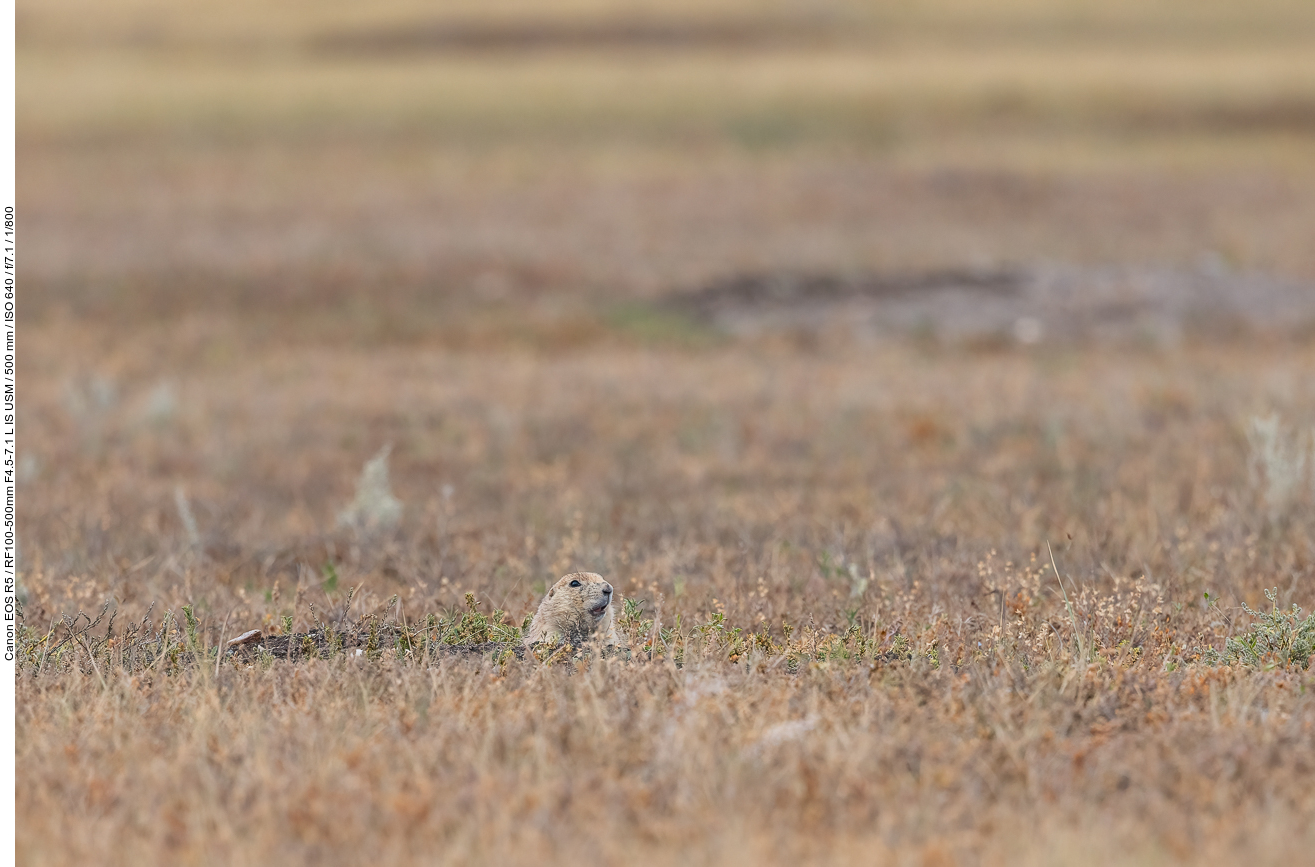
227 629 263 648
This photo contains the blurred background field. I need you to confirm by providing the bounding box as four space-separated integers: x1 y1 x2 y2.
20 0 1315 330
16 1 1315 865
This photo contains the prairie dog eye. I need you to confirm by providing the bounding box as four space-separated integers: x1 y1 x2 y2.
569 579 581 587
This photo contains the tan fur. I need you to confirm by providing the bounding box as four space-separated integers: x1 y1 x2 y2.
524 572 619 647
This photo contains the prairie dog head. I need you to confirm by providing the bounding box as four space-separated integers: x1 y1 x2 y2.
525 571 618 647
548 571 613 619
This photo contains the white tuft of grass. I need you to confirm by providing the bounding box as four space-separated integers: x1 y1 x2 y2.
746 716 820 759
174 484 201 549
63 374 117 420
63 374 119 451
17 454 41 484
142 381 178 426
337 445 403 531
847 562 869 598
1247 414 1312 523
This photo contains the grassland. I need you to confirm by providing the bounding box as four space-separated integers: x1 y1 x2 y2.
16 0 1315 864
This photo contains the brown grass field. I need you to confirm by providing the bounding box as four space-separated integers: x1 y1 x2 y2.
16 1 1315 864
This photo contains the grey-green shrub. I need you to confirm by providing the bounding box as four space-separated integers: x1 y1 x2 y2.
1207 588 1315 669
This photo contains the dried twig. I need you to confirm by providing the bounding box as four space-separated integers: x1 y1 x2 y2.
214 609 233 678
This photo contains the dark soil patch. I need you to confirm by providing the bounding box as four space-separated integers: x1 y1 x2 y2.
667 263 1315 345
312 17 841 57
225 627 526 663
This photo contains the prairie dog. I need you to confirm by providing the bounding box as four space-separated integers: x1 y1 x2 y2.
524 572 619 647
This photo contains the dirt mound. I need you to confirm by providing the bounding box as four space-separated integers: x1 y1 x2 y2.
226 628 524 663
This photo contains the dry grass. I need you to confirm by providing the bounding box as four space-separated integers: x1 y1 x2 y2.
16 0 1315 864
17 648 1315 866
18 326 1315 865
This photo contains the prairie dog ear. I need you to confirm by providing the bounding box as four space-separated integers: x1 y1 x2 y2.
548 588 555 598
